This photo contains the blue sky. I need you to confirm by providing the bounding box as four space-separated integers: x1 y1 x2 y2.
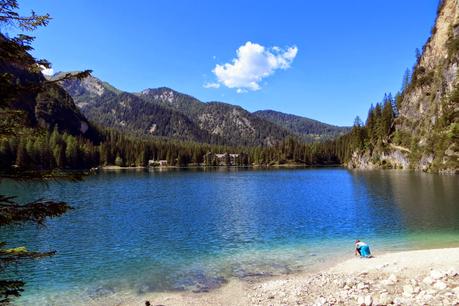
15 0 439 126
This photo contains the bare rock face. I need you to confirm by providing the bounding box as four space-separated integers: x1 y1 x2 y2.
349 0 459 174
396 0 459 173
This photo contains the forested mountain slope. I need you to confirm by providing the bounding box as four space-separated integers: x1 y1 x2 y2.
59 76 215 143
347 0 459 173
61 79 294 146
61 78 348 147
137 87 291 146
253 110 350 142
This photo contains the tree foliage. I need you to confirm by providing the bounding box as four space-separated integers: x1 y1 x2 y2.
0 193 71 304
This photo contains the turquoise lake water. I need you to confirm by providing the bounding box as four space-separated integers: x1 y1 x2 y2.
1 168 458 304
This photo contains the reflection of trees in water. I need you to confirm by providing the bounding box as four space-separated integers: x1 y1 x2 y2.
350 171 405 236
353 171 459 232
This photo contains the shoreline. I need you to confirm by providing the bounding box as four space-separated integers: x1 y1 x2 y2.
98 164 341 171
127 247 459 306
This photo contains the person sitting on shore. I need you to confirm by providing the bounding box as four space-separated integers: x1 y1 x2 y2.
355 240 372 258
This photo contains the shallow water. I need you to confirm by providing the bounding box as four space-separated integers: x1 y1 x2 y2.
1 168 458 304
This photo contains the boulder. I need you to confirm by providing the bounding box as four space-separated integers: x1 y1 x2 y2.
434 281 447 290
357 282 366 290
403 284 414 296
447 268 458 277
388 274 398 283
423 276 434 285
364 295 373 305
430 270 444 280
378 292 392 305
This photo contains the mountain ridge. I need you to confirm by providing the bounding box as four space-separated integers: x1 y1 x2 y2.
253 109 350 142
60 76 348 146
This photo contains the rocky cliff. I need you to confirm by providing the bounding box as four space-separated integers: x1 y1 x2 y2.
0 34 98 140
349 0 459 174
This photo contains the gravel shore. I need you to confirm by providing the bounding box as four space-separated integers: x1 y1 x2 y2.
136 247 459 306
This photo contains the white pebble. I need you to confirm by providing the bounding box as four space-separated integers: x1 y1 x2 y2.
423 276 434 285
434 281 447 290
430 270 443 280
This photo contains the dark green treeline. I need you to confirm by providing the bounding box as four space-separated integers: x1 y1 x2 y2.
0 125 345 170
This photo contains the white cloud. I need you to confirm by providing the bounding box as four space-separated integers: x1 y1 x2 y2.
212 41 298 92
203 82 220 89
40 65 54 76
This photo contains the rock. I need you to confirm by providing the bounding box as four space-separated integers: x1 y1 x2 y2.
336 279 346 288
452 286 459 295
382 274 398 285
393 296 403 305
364 295 373 305
357 296 365 305
423 294 434 301
388 274 398 283
376 263 389 270
87 286 116 299
403 284 414 296
447 268 458 277
442 298 452 305
378 292 392 305
409 279 418 286
413 286 421 294
314 296 326 305
430 270 443 280
434 280 447 290
423 276 434 285
357 282 366 290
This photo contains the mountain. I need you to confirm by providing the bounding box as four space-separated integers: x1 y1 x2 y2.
61 78 346 147
253 110 350 142
62 77 290 146
0 35 98 140
348 0 459 174
136 87 291 146
61 79 294 146
59 76 215 143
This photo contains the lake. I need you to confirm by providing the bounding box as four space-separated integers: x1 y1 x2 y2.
1 168 459 305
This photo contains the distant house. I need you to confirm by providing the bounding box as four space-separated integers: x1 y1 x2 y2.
204 152 240 166
148 160 168 167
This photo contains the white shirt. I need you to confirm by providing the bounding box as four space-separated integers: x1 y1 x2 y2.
356 242 367 248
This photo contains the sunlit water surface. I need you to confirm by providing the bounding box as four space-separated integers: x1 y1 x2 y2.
1 168 458 305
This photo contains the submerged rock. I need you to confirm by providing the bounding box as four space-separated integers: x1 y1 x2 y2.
87 285 116 299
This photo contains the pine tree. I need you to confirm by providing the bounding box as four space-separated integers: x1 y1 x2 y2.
381 100 394 139
15 140 28 168
401 68 411 92
115 155 124 167
53 145 65 168
65 136 78 168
